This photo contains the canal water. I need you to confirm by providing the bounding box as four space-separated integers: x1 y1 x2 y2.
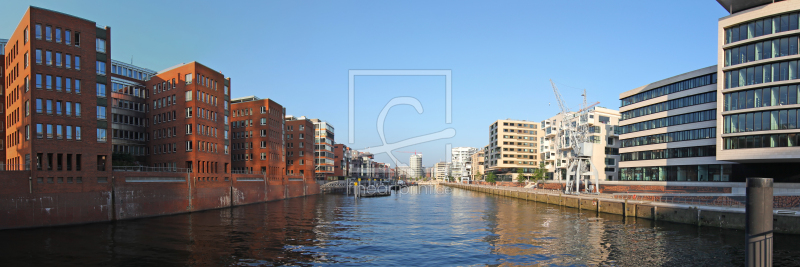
2 185 800 266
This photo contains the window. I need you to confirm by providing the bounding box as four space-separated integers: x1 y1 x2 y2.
24 27 29 44
186 141 193 151
96 61 106 75
65 54 71 69
185 90 192 101
46 100 53 114
97 129 107 142
74 32 80 46
75 103 81 117
66 126 72 140
24 52 28 67
185 73 192 84
45 26 51 41
35 24 42 39
35 49 41 64
261 118 267 125
46 124 53 139
97 106 106 119
46 50 52 65
96 83 106 97
65 30 71 45
186 107 192 117
76 127 81 140
56 101 62 115
75 56 80 70
36 124 43 139
65 78 71 92
96 38 106 53
75 79 81 93
57 125 63 139
186 124 192 134
55 28 61 43
55 52 62 67
25 125 30 140
65 102 71 116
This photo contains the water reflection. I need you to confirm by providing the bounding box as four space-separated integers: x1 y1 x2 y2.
1 185 800 266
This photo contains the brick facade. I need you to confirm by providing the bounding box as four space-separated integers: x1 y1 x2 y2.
285 116 314 181
230 97 285 180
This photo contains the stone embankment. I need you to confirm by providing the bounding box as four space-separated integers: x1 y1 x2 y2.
446 183 800 234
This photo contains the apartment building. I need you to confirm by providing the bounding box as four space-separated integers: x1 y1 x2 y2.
618 66 729 181
229 96 285 179
145 62 231 180
285 115 314 180
3 7 113 182
109 59 155 162
486 119 541 180
451 146 478 179
310 119 334 180
540 107 621 181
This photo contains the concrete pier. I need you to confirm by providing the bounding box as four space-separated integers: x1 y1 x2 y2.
446 183 800 235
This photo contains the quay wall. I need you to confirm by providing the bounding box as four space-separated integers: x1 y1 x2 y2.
447 183 800 235
0 171 321 230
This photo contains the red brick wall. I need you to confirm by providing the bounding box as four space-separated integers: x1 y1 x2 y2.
285 119 314 181
230 98 285 178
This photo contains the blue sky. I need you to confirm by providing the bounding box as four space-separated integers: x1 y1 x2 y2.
0 0 730 167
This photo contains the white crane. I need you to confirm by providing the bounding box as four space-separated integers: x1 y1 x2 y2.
549 80 600 194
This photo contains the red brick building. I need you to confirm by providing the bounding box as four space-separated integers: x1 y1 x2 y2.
333 143 351 179
3 6 113 182
146 62 231 180
230 96 285 179
1 38 7 166
285 115 314 181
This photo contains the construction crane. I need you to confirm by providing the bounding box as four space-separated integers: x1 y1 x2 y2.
549 80 601 194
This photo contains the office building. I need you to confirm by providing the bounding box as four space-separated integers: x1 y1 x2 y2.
147 62 231 179
109 59 155 163
486 119 541 180
470 149 485 180
409 153 423 178
433 161 450 180
3 7 113 180
310 119 334 180
618 66 728 181
230 96 285 179
333 143 351 179
286 115 314 180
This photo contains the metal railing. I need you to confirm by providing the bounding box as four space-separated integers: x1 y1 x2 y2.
0 164 30 171
112 166 190 173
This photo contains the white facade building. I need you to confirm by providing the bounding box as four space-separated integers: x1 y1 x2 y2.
409 154 423 178
451 147 478 179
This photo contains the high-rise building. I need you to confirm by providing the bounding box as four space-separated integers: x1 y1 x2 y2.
3 7 114 180
486 119 541 180
285 116 314 180
451 147 478 179
409 153 423 178
146 62 231 178
310 119 334 180
109 60 155 163
230 96 285 178
541 107 621 181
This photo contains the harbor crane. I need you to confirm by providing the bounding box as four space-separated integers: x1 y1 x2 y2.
549 80 600 194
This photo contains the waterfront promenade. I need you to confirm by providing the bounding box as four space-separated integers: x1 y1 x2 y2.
445 183 800 234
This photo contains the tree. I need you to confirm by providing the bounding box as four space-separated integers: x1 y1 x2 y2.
516 169 527 183
486 172 497 183
474 171 482 181
531 162 547 183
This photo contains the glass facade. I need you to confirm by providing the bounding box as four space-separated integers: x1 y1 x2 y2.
725 12 800 44
620 145 716 161
620 164 732 181
724 133 800 149
723 108 800 133
621 127 715 148
619 109 716 134
621 91 716 120
724 60 800 88
620 74 716 107
724 85 799 111
724 36 799 66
